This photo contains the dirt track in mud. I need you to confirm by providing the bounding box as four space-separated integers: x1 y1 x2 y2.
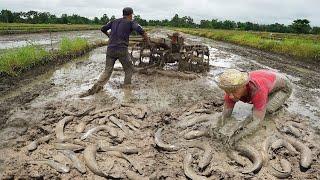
0 29 319 179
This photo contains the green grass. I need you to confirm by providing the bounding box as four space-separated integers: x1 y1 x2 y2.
0 23 101 35
58 37 89 55
0 45 49 75
0 37 104 76
174 28 320 61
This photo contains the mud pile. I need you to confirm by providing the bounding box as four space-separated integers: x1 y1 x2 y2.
0 96 319 179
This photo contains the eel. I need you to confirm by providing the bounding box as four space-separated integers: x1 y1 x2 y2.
286 121 307 130
61 150 86 173
278 134 312 169
106 151 143 174
99 144 139 154
118 112 141 128
54 143 84 151
183 152 209 180
26 134 52 151
121 103 148 119
75 121 87 133
227 150 248 167
261 135 277 165
194 109 213 114
270 158 292 179
55 116 74 142
154 128 181 151
81 125 118 140
184 130 209 140
126 171 149 180
109 116 131 135
187 141 213 169
90 105 119 115
84 144 108 178
271 139 299 155
29 160 70 173
235 144 263 174
281 125 302 138
177 114 213 129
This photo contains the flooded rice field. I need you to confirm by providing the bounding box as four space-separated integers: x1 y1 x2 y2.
0 30 104 50
0 29 319 179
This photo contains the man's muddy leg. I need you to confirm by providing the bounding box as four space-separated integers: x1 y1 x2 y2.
267 75 292 113
118 50 134 85
94 52 116 88
80 51 116 97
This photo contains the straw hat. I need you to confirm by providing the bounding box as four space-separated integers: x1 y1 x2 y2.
216 69 249 92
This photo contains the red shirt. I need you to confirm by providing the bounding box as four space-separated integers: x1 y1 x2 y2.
224 70 277 111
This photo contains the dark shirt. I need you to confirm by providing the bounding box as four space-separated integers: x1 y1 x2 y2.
101 18 145 50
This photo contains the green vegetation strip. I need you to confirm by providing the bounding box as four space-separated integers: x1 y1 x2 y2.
0 23 153 35
175 28 320 61
0 23 101 34
0 37 108 76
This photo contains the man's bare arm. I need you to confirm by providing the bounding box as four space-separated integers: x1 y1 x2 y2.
102 31 110 37
142 32 150 45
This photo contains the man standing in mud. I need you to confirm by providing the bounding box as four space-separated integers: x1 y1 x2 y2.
80 7 150 97
216 69 292 143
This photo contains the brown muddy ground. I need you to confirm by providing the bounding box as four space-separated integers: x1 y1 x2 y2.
0 29 319 179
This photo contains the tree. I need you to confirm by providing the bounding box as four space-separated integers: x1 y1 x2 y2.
25 11 38 23
100 14 109 24
48 14 57 23
171 14 181 27
110 15 116 21
93 17 100 24
38 12 50 23
0 9 14 23
1 9 318 35
200 20 211 28
290 19 311 34
134 15 148 26
222 20 236 29
60 14 69 24
311 27 320 34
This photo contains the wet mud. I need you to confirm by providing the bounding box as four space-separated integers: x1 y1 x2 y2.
0 29 319 179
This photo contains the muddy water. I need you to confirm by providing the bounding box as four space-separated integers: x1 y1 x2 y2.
0 29 319 179
0 30 105 50
172 30 320 130
26 45 219 113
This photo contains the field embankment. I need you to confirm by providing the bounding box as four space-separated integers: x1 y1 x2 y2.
175 28 320 62
0 38 108 77
0 23 153 35
0 23 101 35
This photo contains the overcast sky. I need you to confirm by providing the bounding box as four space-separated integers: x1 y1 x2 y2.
2 0 320 26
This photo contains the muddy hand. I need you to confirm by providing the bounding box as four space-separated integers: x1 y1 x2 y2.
210 114 227 137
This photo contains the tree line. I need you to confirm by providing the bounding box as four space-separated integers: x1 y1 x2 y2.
1 9 319 34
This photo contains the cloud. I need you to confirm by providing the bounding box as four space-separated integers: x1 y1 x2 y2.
2 0 320 26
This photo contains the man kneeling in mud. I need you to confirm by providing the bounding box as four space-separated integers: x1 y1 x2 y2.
215 69 292 144
80 7 149 97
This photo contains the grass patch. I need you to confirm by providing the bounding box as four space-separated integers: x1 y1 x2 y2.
58 37 89 55
0 37 104 76
0 45 49 75
174 28 320 61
